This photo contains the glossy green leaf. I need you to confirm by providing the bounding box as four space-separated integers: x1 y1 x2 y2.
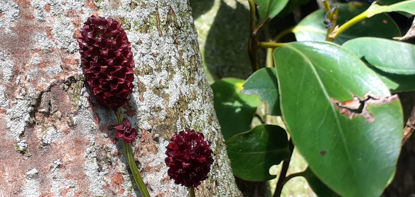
343 37 415 75
227 125 290 181
343 37 415 92
274 41 403 197
257 0 289 24
374 70 415 93
303 168 339 197
242 68 280 115
293 3 401 44
366 0 415 17
212 78 259 140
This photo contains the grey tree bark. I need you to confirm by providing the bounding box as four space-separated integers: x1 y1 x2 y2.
0 0 241 196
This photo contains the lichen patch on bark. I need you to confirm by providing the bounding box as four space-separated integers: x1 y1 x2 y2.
0 0 241 196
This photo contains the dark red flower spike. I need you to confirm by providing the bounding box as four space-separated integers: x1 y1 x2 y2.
77 15 135 109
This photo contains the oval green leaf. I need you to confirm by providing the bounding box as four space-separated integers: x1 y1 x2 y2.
372 69 415 93
343 37 415 74
366 0 415 17
257 0 289 24
227 124 290 181
242 68 281 115
377 0 405 5
293 3 400 44
274 41 403 197
211 78 259 140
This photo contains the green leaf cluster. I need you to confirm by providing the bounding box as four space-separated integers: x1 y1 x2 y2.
198 0 415 196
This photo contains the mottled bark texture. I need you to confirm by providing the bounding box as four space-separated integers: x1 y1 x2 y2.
0 0 241 196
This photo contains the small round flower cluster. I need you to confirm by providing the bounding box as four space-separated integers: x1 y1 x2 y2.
165 130 213 187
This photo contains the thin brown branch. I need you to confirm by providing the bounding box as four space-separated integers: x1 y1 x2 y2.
273 139 294 197
403 105 415 144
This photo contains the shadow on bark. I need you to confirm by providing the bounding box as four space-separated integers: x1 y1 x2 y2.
190 0 215 19
87 88 142 196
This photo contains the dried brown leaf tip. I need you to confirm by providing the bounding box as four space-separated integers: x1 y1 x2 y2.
77 15 135 109
331 93 399 122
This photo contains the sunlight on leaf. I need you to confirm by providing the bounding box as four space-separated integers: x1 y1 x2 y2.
212 78 259 140
274 41 403 197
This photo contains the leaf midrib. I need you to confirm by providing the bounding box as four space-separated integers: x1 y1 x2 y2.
284 44 360 188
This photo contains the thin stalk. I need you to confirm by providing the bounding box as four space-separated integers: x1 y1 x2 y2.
254 114 265 124
328 10 368 41
325 6 339 41
284 170 307 184
123 141 150 197
266 47 274 68
403 105 415 144
248 0 259 71
273 156 290 197
322 0 331 12
189 187 195 197
248 38 258 71
273 28 294 42
263 28 293 68
248 0 257 31
115 109 150 197
273 139 294 197
258 42 286 48
116 108 123 122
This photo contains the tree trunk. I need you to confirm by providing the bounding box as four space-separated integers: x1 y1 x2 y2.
0 0 241 196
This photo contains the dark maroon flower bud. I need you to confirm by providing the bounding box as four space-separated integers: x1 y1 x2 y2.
165 130 213 188
77 15 135 109
113 118 138 143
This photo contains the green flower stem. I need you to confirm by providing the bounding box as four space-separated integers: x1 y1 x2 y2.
115 108 150 197
116 108 123 122
189 187 195 197
328 9 369 41
258 42 286 48
123 141 151 197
